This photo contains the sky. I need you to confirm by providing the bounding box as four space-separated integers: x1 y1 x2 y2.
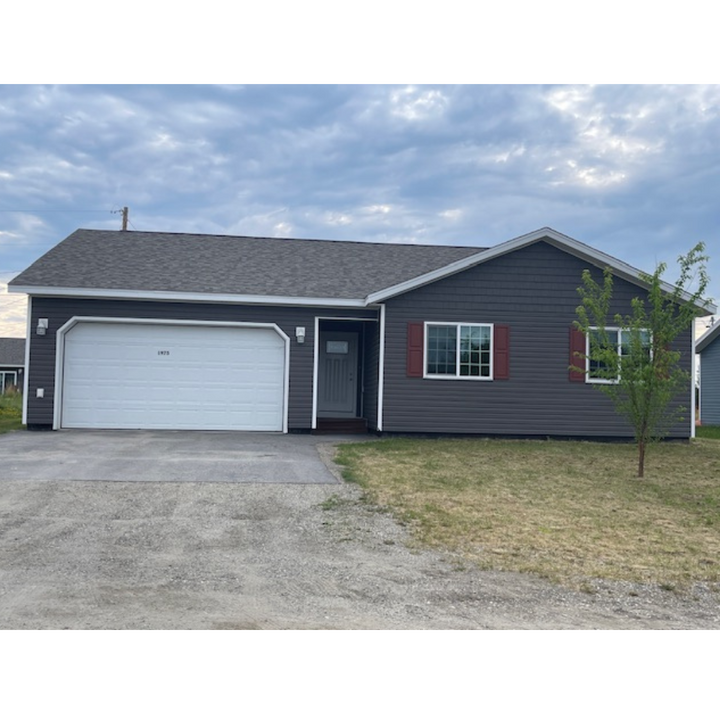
1 83 719 337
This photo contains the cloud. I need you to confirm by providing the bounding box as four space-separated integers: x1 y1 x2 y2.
0 276 27 337
0 83 718 335
389 86 449 121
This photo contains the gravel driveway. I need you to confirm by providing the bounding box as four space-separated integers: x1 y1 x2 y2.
0 438 718 629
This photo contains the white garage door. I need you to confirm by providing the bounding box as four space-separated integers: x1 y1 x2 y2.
60 321 286 431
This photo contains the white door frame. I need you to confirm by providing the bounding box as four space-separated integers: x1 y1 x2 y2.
53 316 290 432
311 315 379 430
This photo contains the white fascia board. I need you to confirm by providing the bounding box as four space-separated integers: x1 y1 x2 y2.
696 321 720 354
22 296 31 425
365 227 718 313
8 285 367 309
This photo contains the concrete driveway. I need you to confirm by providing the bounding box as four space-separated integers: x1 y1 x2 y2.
0 430 342 483
2 429 718 629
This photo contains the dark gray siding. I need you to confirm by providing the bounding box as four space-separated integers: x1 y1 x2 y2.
362 322 380 430
700 337 720 425
382 240 693 438
26 298 377 429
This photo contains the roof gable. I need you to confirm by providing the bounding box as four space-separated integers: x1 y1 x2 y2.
368 227 717 312
697 321 720 353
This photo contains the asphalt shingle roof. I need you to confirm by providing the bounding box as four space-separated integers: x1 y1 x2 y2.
0 338 25 366
9 229 485 299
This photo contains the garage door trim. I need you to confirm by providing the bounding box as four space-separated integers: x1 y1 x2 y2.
53 316 291 431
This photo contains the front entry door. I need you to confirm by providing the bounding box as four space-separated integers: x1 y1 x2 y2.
318 332 358 417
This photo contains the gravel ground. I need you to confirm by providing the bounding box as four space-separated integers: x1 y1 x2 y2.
0 444 718 629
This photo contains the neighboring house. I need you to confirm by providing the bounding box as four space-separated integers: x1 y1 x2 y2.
0 337 25 394
697 321 720 426
8 227 715 436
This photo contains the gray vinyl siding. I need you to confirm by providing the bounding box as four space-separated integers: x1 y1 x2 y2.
26 297 376 429
700 338 720 425
362 323 380 431
382 240 693 438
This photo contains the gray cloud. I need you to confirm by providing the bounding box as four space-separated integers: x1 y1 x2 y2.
1 84 718 336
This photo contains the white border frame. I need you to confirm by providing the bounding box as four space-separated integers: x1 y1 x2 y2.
53 316 291 432
423 321 494 381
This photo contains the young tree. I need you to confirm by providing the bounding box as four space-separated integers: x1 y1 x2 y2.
573 242 711 478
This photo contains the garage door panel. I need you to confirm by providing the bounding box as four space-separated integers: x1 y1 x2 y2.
61 322 286 431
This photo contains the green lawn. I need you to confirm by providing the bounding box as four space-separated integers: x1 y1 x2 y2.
697 425 720 440
335 437 720 590
0 393 23 433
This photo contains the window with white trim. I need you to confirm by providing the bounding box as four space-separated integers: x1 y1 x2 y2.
587 327 651 383
425 322 493 379
0 371 17 394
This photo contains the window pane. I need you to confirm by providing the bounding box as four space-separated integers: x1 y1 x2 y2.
589 328 619 380
459 325 490 378
427 324 491 378
427 325 456 374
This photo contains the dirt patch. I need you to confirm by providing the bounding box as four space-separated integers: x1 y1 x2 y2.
0 475 718 629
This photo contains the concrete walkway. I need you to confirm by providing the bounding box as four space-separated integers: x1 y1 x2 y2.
0 430 345 483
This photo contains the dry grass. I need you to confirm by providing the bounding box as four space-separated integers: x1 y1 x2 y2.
335 437 720 589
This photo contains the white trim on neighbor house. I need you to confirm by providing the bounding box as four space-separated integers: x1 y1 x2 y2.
0 371 17 394
696 320 720 354
22 296 31 425
423 321 494 381
9 285 367 309
52 316 291 432
365 228 718 313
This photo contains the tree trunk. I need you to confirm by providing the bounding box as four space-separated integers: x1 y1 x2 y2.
638 439 645 478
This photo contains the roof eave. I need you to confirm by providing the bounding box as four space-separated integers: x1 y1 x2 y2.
696 321 720 353
8 285 369 309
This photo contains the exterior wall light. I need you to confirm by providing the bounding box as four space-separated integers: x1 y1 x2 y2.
295 326 306 344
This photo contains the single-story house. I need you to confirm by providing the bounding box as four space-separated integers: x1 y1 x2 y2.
0 337 25 394
697 320 720 426
8 227 715 437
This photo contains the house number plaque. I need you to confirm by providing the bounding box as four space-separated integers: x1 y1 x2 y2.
158 350 170 356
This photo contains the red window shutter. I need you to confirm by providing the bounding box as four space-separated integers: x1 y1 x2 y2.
407 322 424 377
569 327 586 382
494 324 510 380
